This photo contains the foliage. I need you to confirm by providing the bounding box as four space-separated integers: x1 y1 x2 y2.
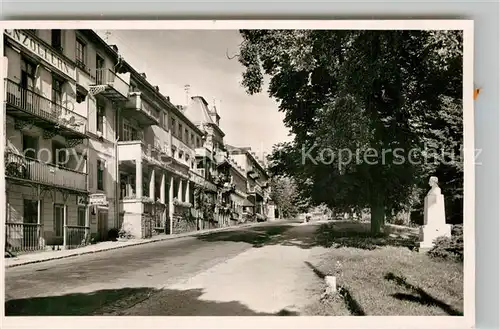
107 228 119 241
269 175 308 218
118 227 134 239
427 224 463 262
238 30 463 233
172 198 192 208
194 186 216 221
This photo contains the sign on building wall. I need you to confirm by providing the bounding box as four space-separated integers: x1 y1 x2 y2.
89 193 108 206
4 29 76 81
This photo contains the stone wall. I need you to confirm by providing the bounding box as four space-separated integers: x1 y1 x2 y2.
172 215 197 234
141 215 153 239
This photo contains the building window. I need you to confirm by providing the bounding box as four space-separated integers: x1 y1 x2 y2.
23 199 38 224
123 122 138 141
76 90 86 103
51 29 63 52
96 54 105 83
96 102 105 134
52 77 63 106
77 207 86 227
22 134 38 159
97 159 105 191
178 123 182 139
76 38 86 67
52 141 67 168
184 129 188 143
171 118 176 136
163 112 168 130
129 82 139 93
190 134 194 147
21 59 36 90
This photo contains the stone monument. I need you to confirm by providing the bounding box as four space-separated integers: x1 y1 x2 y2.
418 176 452 252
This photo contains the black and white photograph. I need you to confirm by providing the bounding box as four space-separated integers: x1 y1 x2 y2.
1 20 473 326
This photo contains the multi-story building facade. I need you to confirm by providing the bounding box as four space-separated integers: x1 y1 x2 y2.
74 30 130 243
4 29 92 252
4 29 275 254
227 146 272 221
227 157 250 224
184 95 239 228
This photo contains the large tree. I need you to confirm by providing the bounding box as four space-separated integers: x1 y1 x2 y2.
239 30 463 233
269 174 310 219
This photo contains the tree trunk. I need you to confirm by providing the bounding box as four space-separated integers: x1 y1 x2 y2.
370 202 385 235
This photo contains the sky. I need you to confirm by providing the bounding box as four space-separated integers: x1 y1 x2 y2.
95 29 292 157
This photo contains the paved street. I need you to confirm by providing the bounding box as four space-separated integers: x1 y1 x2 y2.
5 221 328 316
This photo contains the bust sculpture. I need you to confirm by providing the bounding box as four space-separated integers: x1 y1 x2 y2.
419 175 451 252
427 176 441 196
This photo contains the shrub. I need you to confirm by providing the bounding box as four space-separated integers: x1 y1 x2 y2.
108 228 119 241
427 224 463 262
118 227 134 239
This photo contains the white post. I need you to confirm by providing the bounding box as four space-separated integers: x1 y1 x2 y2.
185 181 190 204
149 168 155 200
178 178 183 202
63 204 68 248
37 186 42 247
169 175 174 234
136 159 142 198
160 173 166 204
160 172 166 230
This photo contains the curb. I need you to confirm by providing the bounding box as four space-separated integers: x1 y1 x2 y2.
5 223 259 268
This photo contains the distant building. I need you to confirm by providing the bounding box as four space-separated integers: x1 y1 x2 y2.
226 145 272 222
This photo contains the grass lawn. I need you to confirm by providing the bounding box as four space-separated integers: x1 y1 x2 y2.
303 222 463 316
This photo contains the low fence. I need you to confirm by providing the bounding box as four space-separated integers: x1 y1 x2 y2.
65 225 91 250
5 222 44 253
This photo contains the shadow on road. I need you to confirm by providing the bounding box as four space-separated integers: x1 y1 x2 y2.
198 221 418 251
5 287 156 316
5 287 300 316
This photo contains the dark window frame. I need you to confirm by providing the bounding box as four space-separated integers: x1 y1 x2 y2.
97 159 105 191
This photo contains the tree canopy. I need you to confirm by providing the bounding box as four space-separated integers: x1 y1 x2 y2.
237 30 463 232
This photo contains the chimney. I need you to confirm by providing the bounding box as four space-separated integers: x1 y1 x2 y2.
155 86 160 92
110 45 119 53
184 84 191 106
140 73 147 79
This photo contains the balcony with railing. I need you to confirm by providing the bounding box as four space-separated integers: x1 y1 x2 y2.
90 68 130 101
118 139 164 168
4 79 88 139
124 92 161 127
4 152 88 192
195 147 212 159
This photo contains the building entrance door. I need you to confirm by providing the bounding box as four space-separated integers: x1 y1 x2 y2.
97 210 108 241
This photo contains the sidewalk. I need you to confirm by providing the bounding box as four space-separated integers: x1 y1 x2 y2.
4 222 265 268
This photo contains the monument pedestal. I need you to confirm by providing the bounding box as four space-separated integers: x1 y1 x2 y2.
418 224 452 252
417 184 451 252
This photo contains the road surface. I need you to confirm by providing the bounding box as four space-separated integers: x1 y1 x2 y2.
5 221 328 316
